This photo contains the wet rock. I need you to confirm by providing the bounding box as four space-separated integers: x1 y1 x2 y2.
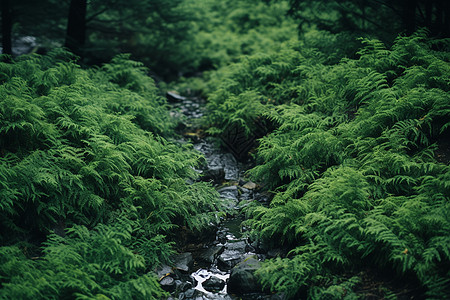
167 91 186 103
156 264 174 278
222 153 239 180
227 256 263 295
160 275 176 292
178 281 193 292
218 250 243 269
218 185 239 200
179 288 198 299
217 242 247 270
225 240 247 252
201 166 225 183
172 252 194 273
199 245 224 264
217 240 248 266
242 181 257 190
203 276 226 292
238 187 253 201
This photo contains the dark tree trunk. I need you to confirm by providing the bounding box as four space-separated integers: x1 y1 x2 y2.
65 0 87 56
1 0 12 55
403 0 417 34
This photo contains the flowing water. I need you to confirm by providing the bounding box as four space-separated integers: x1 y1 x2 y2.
163 93 279 300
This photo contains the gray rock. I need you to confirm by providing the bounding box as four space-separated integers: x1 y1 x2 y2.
202 276 226 292
167 91 186 103
160 276 176 292
242 181 257 190
217 185 239 200
184 288 197 298
227 256 263 295
172 252 194 273
217 240 249 269
179 281 193 292
218 249 244 269
156 264 174 278
199 245 224 263
222 153 239 180
201 166 225 183
225 240 247 252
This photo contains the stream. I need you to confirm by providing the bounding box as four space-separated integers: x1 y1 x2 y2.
159 92 281 300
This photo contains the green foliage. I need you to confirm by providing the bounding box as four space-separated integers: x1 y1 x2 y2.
0 49 221 298
218 31 450 297
0 217 169 299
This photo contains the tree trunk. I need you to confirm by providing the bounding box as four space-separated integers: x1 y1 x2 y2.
1 0 12 55
65 0 87 56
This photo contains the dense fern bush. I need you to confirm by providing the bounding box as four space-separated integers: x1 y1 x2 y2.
207 31 450 297
0 49 221 299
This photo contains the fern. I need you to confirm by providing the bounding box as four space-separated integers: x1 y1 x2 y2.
0 49 222 298
216 31 450 298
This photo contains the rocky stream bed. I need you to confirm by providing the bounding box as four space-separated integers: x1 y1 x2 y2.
159 92 284 300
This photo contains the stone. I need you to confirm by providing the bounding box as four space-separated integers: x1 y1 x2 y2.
227 256 263 295
167 91 186 103
222 153 239 180
184 288 197 298
159 275 176 292
202 276 226 292
218 250 244 269
201 166 225 183
172 252 194 273
199 245 224 263
242 181 257 190
217 185 239 200
155 264 173 278
225 240 247 252
217 240 248 269
179 281 193 292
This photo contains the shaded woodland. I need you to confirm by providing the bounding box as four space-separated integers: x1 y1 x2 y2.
1 0 449 299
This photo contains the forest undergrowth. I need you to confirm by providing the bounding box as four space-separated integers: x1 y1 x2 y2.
0 50 223 299
1 0 449 298
203 29 450 298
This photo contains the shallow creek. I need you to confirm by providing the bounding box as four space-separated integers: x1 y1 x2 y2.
162 93 280 300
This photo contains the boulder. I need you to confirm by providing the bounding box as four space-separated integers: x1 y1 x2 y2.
178 288 198 299
218 250 244 269
242 181 257 190
201 166 225 183
217 185 239 200
227 256 263 295
217 240 248 269
199 245 224 264
166 91 186 103
202 276 226 292
159 275 176 292
155 264 173 279
171 252 194 274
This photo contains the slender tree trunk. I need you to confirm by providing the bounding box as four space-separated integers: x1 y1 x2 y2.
1 0 12 55
65 0 87 56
